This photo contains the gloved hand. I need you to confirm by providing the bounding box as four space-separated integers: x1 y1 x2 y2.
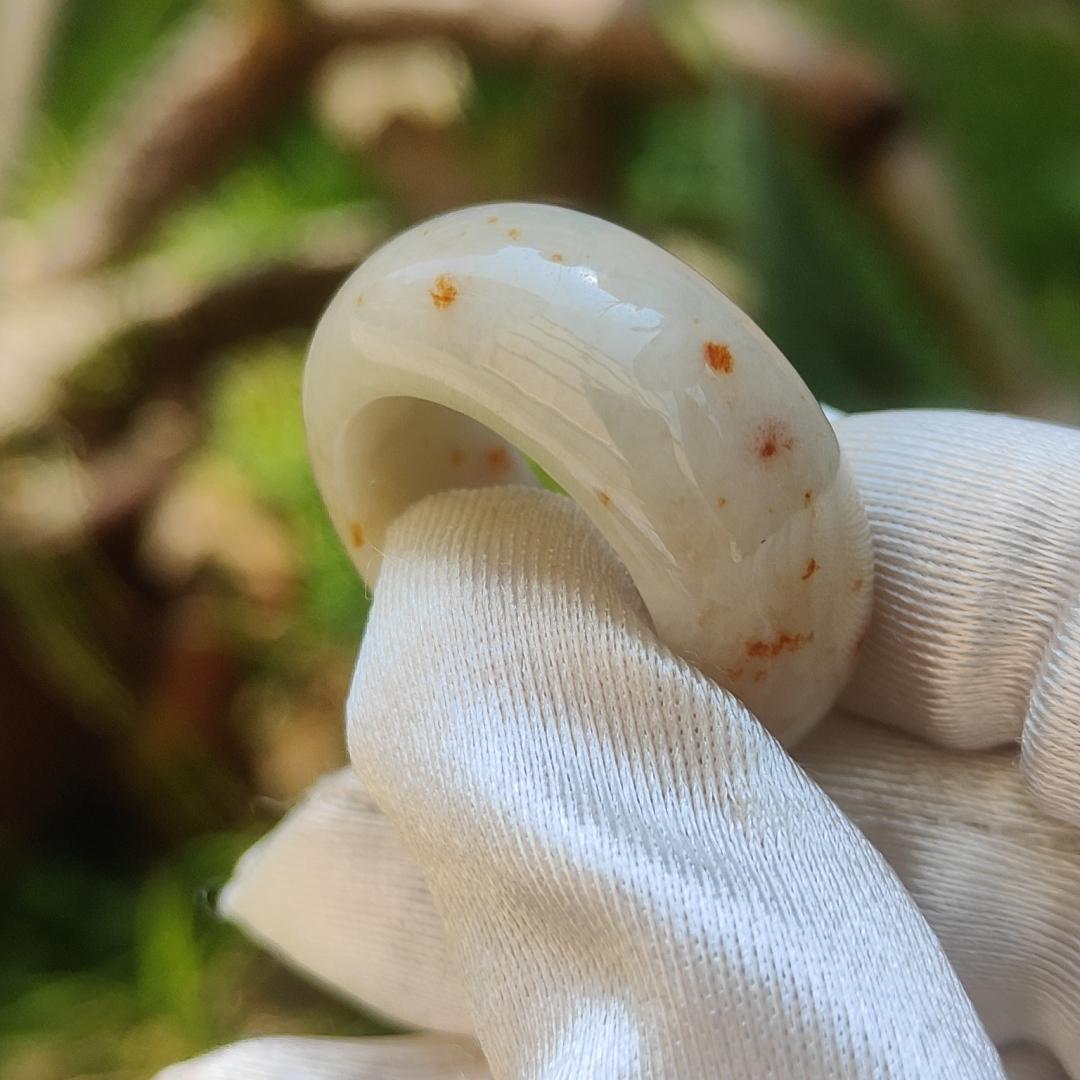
159 410 1080 1080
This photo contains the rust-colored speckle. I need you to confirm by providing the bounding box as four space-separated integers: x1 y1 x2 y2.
486 445 510 474
754 420 795 461
850 632 867 663
355 293 364 306
752 669 768 683
726 666 745 681
803 490 813 506
507 227 521 240
597 490 611 507
704 341 734 374
801 558 818 581
486 215 498 224
430 274 458 309
746 630 814 659
349 522 365 548
450 448 466 466
851 577 864 594
716 496 728 509
550 252 564 262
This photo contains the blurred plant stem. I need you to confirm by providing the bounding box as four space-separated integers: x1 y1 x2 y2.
43 0 329 273
0 0 64 206
0 212 382 451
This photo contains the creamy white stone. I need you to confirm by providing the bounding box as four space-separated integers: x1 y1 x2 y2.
304 203 872 741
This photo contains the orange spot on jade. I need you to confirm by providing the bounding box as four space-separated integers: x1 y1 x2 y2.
851 577 864 594
597 490 611 507
550 252 564 262
349 522 365 548
486 446 510 474
486 215 498 224
801 558 818 581
746 631 814 659
430 274 458 309
450 448 466 466
704 341 733 374
355 293 364 306
716 496 727 509
752 669 767 683
507 228 521 239
803 490 813 506
754 420 795 461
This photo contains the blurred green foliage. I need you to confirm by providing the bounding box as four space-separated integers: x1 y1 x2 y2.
203 344 369 643
805 0 1080 366
157 108 378 280
618 90 970 408
14 0 198 215
1 831 379 1078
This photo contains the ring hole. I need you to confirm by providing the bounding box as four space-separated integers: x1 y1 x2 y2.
338 396 552 581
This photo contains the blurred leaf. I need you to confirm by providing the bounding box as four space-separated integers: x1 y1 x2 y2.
619 84 972 407
0 556 138 736
620 89 757 243
0 831 381 1076
134 831 252 1040
154 105 379 280
755 125 976 409
12 0 198 214
41 0 198 141
202 344 369 644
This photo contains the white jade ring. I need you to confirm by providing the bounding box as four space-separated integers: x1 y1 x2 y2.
304 203 872 742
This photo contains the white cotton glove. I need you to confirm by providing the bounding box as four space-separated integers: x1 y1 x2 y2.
163 409 1080 1080
834 410 1080 826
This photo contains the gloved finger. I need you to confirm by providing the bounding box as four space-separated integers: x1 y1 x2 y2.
225 718 1076 1072
834 410 1080 825
219 769 471 1035
349 485 1001 1078
797 712 1080 1074
153 1034 489 1080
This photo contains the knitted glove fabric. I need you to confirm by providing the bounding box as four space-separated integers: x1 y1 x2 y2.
337 485 998 1078
163 409 1080 1079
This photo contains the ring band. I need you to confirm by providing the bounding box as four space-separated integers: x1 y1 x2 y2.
304 203 872 742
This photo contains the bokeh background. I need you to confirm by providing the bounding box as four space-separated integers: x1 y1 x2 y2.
0 1 1078 1076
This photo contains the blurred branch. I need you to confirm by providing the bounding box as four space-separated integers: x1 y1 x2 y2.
141 465 298 615
0 0 64 207
0 400 195 554
315 40 620 216
1 214 382 444
65 214 384 438
8 0 1051 428
314 39 486 217
862 134 1039 404
0 217 382 550
45 0 328 273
